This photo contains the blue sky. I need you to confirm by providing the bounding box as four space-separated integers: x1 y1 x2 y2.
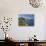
19 14 34 19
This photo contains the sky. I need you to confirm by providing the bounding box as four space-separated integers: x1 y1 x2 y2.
19 14 34 19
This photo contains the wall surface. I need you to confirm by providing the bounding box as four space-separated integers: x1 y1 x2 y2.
0 0 46 40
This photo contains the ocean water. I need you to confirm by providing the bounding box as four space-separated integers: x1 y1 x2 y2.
26 19 34 26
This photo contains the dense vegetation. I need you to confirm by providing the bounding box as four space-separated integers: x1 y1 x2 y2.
18 17 34 26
